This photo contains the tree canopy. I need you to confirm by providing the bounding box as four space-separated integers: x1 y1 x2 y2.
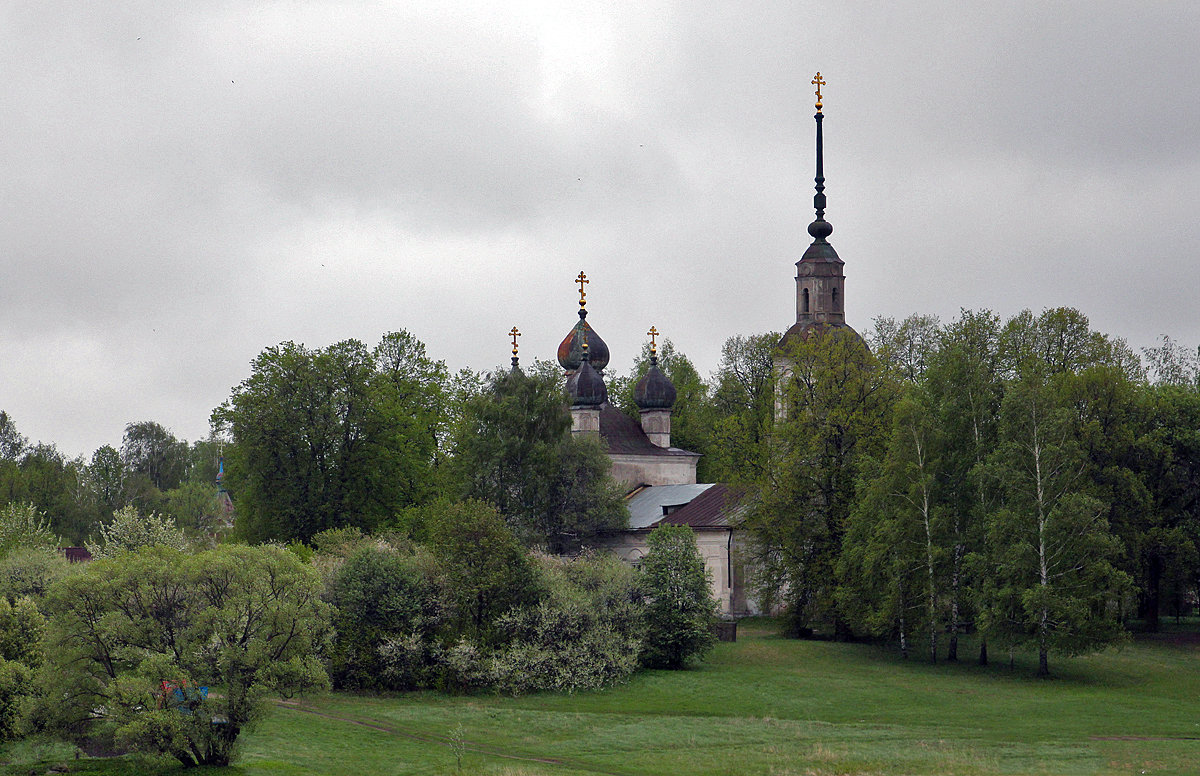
37 545 330 767
453 368 626 553
213 332 450 542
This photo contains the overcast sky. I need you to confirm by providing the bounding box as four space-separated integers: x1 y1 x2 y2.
3 1 1199 458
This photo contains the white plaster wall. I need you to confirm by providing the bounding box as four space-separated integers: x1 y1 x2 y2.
596 529 747 617
608 453 697 490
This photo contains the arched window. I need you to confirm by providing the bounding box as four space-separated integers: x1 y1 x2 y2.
832 287 840 311
802 288 810 314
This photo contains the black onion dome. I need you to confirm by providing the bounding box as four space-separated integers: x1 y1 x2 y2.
634 362 676 410
557 314 610 372
567 356 607 407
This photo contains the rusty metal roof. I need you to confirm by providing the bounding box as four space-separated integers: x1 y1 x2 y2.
599 403 698 458
655 483 751 529
624 483 715 529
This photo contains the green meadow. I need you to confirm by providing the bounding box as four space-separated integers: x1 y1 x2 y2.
6 620 1198 775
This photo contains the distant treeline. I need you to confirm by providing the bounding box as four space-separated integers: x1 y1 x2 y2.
3 310 1198 671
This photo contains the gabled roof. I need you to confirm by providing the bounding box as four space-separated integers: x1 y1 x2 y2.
624 484 715 529
622 483 751 530
656 483 751 529
599 403 698 458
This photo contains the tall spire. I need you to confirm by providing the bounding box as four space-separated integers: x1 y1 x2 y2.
807 71 833 245
779 71 863 350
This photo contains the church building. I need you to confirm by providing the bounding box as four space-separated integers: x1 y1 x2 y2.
525 73 860 619
549 280 751 617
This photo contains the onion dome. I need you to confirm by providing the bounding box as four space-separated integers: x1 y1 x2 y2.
558 270 610 373
567 344 607 407
557 312 610 372
634 326 676 409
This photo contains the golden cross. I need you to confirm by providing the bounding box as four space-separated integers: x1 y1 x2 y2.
509 326 521 356
812 71 825 112
647 326 659 356
575 270 589 308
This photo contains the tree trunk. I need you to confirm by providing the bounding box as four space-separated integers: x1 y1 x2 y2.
947 543 963 662
977 638 987 666
1037 647 1050 678
1143 553 1163 632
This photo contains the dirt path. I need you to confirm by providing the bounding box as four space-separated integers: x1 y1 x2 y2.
275 700 629 775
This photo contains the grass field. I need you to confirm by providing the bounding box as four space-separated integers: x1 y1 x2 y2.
5 619 1198 775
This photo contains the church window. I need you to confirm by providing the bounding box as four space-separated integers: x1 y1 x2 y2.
832 287 840 311
802 288 810 314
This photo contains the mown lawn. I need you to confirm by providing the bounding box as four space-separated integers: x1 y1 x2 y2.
6 620 1199 775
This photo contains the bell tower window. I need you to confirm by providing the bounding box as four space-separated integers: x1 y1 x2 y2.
802 288 810 314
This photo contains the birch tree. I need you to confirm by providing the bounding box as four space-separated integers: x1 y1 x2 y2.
840 386 944 660
982 372 1129 676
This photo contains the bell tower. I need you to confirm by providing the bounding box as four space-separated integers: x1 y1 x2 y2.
794 71 846 330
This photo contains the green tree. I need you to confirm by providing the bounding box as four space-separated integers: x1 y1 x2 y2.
924 309 1004 662
37 545 330 767
706 333 778 484
374 330 457 486
424 499 541 645
164 480 222 536
639 525 718 669
454 369 626 553
1133 383 1200 627
999 307 1140 380
981 372 1130 676
184 438 224 488
87 444 127 514
121 421 189 493
0 444 98 544
1142 335 1200 389
747 329 894 635
870 314 942 384
839 386 945 661
0 413 27 462
214 335 445 542
0 596 44 741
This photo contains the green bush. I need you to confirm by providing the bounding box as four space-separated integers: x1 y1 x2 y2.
0 548 73 606
0 596 45 742
490 552 644 695
0 658 32 741
326 545 442 690
425 499 541 646
0 596 44 667
0 503 57 559
84 505 190 559
435 638 493 693
36 544 330 767
640 525 718 669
